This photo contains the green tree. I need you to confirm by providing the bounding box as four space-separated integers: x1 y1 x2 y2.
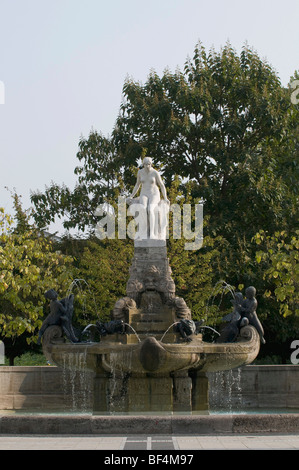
30 42 292 241
0 196 74 363
165 176 224 324
75 238 134 322
114 42 291 242
31 132 123 231
255 230 299 319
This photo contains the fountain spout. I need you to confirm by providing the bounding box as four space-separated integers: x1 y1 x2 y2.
124 323 141 342
201 326 221 336
160 322 179 342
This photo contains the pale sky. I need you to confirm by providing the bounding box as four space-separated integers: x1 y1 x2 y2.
0 0 298 234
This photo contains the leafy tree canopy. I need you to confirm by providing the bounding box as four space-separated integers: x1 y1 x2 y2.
114 42 295 240
31 42 298 242
0 194 74 343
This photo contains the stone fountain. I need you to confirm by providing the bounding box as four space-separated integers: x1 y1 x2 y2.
39 157 263 414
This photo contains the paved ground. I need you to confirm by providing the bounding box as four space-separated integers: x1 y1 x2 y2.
1 434 299 450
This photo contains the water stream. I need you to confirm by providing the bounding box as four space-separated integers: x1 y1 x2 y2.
200 326 220 337
124 323 141 342
66 278 99 322
207 368 243 413
205 280 236 320
160 322 179 342
62 349 92 412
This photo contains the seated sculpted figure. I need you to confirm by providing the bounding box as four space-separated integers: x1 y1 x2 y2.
127 156 169 239
217 293 248 343
241 286 266 344
217 287 266 344
37 289 78 344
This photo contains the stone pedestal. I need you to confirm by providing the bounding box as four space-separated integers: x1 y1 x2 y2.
93 373 173 414
93 370 209 414
172 371 193 413
127 375 173 413
190 371 209 412
111 244 192 344
93 243 203 414
93 374 110 413
126 245 175 308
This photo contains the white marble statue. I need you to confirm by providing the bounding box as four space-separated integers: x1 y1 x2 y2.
127 157 169 240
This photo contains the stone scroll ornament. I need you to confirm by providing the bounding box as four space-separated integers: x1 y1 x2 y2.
112 297 137 322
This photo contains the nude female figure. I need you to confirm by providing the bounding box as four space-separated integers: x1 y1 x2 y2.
127 157 169 238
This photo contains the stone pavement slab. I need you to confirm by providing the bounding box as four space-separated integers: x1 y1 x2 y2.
1 434 299 450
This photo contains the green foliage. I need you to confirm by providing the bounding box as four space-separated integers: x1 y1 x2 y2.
30 42 294 243
114 42 291 243
4 351 49 366
75 237 134 323
31 132 124 231
254 230 299 318
0 196 74 345
166 177 224 324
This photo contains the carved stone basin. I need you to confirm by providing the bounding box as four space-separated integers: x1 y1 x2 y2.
42 324 260 414
44 324 260 375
